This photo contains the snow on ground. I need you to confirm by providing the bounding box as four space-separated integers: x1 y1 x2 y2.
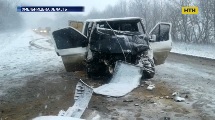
0 30 63 96
171 42 215 59
33 38 54 50
155 60 215 119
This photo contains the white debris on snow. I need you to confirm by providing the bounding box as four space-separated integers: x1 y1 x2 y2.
147 84 155 90
134 104 139 106
144 81 155 90
172 92 185 102
172 92 178 96
174 96 185 102
34 80 93 120
94 61 142 97
171 42 215 59
58 110 66 116
59 80 93 118
32 116 85 120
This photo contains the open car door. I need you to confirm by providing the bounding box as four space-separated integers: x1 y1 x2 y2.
52 27 88 72
149 22 172 65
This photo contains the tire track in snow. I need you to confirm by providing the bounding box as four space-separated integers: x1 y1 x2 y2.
29 38 53 51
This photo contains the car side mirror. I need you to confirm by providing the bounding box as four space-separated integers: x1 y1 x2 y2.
150 34 156 42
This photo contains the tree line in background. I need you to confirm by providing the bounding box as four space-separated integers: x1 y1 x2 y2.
0 0 213 44
54 0 215 44
0 0 23 31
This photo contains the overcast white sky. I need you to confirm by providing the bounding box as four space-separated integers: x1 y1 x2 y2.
19 0 121 26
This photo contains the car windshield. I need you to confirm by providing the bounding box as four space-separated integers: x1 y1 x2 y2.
96 19 145 33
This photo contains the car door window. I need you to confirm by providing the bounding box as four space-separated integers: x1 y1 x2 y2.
151 24 170 42
52 27 87 49
160 24 170 41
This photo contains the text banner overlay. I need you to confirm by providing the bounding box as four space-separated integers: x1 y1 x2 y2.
17 6 84 12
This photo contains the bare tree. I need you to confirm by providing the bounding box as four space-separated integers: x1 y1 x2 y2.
52 0 215 44
128 0 152 31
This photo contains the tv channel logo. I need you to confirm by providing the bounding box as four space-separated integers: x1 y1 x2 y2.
182 6 198 14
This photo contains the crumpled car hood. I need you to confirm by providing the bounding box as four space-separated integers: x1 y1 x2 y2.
90 28 149 54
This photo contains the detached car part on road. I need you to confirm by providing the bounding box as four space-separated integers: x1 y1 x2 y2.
52 17 172 79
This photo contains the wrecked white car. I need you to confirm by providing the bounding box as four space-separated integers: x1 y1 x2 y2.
52 17 172 78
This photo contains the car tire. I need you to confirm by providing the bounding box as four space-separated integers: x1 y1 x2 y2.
145 58 155 79
140 56 155 79
144 67 155 79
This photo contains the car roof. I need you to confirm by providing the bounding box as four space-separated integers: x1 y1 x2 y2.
86 17 142 22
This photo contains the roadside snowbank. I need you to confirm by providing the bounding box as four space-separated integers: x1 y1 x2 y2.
171 42 215 59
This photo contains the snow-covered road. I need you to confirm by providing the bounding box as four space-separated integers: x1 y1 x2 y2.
0 30 63 96
104 53 215 120
155 53 215 119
